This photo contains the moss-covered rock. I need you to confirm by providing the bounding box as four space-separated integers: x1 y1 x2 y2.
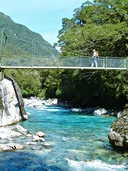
108 108 128 151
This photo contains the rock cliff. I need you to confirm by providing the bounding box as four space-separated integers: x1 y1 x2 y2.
108 108 128 151
0 76 28 126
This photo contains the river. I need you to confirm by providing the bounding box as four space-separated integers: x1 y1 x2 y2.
0 105 128 171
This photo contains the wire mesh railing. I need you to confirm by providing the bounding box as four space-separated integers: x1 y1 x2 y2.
0 56 127 70
0 29 127 70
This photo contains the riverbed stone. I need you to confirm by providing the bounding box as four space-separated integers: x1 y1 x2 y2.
108 108 128 151
13 125 29 136
26 142 36 145
36 131 45 137
42 142 51 148
0 143 25 151
32 134 45 142
10 130 22 137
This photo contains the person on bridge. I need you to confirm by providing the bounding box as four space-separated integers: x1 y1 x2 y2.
91 49 99 67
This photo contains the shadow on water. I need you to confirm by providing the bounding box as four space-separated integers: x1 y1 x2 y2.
0 151 64 171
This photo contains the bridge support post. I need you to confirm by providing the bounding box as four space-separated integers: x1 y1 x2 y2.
0 69 4 81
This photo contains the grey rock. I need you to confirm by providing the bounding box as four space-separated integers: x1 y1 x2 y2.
0 77 28 126
0 143 25 151
42 142 51 148
13 125 29 136
36 131 45 137
108 109 128 151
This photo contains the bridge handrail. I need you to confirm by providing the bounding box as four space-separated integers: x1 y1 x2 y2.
0 56 127 70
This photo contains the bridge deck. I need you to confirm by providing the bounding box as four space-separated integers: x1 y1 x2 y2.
0 56 127 70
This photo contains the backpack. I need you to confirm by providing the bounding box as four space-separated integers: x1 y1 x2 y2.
96 51 99 56
96 51 99 59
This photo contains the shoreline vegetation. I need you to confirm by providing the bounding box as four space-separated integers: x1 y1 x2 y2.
5 69 128 113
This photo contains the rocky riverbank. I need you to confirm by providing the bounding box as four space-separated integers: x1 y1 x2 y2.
108 108 128 151
0 125 51 152
24 97 117 116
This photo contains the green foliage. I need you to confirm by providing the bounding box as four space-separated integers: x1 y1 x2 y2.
5 69 42 98
55 0 128 109
39 69 62 98
57 0 128 57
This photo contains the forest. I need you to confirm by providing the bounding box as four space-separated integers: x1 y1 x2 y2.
5 0 128 109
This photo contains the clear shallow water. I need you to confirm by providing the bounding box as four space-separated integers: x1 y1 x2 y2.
0 106 128 171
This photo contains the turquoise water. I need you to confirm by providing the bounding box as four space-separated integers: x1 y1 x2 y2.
0 105 128 171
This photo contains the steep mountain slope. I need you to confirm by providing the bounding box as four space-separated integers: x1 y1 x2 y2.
0 12 59 57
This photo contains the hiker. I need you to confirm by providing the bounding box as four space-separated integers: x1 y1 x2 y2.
91 49 99 67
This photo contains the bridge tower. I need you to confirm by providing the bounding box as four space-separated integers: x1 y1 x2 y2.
0 28 7 81
0 69 4 81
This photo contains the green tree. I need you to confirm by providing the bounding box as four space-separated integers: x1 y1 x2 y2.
55 0 128 109
5 69 42 97
57 0 128 57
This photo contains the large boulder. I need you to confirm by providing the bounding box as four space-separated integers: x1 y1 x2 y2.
108 109 128 151
0 76 28 126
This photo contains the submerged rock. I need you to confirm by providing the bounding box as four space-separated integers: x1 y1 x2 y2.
42 142 51 148
71 108 84 112
108 109 128 151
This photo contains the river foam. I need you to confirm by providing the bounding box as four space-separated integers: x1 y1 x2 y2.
66 158 127 171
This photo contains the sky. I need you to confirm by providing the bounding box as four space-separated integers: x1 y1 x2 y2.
0 0 85 46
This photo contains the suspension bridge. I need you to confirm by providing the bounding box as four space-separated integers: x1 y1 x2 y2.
0 29 127 71
0 56 127 70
